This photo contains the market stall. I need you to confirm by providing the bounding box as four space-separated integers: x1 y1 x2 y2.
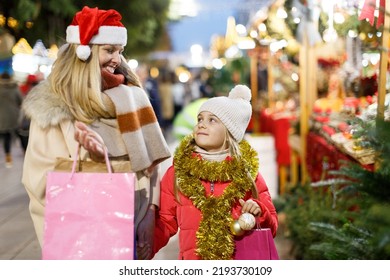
243 0 389 190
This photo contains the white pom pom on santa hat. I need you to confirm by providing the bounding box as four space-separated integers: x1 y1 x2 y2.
228 84 251 102
76 45 91 61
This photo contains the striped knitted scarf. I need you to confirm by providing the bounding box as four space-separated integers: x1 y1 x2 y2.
94 72 171 173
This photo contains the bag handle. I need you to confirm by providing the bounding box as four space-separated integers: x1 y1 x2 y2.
71 144 112 174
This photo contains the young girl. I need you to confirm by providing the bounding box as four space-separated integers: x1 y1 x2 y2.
153 84 278 260
22 6 171 259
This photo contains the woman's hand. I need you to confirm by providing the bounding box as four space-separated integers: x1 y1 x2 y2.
136 205 156 260
239 198 262 217
74 121 105 161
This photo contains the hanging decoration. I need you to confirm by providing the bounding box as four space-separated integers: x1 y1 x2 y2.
32 39 48 57
359 0 386 27
293 0 322 46
11 38 32 55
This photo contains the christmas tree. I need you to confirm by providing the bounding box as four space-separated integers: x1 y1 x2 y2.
282 119 390 259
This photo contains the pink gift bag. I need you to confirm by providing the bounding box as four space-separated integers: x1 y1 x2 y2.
42 146 135 260
234 228 279 260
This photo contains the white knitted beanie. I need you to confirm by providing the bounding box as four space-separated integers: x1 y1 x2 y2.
198 84 252 142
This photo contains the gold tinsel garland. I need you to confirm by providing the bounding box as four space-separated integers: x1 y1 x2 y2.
174 135 259 259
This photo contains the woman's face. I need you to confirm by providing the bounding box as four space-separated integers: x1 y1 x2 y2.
98 44 124 73
194 111 227 152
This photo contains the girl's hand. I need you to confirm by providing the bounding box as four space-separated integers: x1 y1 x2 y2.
239 198 262 217
74 121 105 161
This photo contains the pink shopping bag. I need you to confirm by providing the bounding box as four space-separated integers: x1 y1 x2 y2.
234 228 279 260
42 146 135 260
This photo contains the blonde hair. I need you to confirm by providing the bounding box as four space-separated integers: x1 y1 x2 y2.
225 131 258 199
48 44 110 123
117 56 142 88
48 44 143 123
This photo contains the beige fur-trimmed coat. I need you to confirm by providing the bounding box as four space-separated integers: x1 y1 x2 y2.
22 81 162 247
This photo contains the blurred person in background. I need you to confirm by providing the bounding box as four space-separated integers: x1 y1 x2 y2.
0 71 23 168
136 63 164 127
171 72 187 118
158 70 174 129
18 74 41 152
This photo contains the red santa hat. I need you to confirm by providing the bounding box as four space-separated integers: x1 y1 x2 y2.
66 6 127 61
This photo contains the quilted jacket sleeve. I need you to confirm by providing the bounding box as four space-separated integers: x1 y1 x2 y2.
250 173 279 237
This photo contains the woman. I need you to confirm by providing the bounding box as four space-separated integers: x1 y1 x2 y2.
22 6 171 259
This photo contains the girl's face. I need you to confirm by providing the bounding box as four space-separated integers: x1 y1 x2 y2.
98 44 124 73
194 111 227 152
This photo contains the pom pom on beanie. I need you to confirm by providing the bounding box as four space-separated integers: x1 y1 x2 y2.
229 84 252 101
198 84 252 142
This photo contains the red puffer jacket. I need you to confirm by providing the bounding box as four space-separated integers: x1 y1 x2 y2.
153 165 278 260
